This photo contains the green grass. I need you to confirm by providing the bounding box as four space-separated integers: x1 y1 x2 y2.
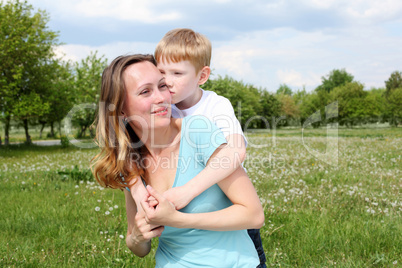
0 127 401 267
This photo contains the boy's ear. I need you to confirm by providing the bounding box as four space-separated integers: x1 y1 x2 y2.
197 66 211 86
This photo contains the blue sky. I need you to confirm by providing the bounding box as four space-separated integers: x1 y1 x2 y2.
26 0 402 92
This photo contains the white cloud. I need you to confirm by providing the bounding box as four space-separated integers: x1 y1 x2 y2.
276 69 321 88
54 41 156 63
74 0 181 23
30 0 182 23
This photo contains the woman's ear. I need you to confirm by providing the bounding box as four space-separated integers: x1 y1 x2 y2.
197 66 211 86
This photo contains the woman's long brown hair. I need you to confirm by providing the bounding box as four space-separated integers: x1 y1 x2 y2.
91 54 155 189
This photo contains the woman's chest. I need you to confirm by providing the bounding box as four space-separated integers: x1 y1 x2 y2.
145 149 179 193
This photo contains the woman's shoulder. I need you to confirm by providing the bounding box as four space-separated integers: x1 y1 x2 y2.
172 115 213 130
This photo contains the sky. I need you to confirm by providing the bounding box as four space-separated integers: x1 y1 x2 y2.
24 0 402 92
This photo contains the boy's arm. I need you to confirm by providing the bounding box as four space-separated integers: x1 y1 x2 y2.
163 133 246 209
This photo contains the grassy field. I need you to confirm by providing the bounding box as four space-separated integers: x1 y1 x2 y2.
0 127 400 267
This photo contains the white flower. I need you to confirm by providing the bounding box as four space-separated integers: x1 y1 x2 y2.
114 205 119 209
109 207 113 211
95 207 100 212
75 185 79 188
119 235 124 239
105 211 110 215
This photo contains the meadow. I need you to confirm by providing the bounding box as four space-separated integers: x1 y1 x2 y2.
0 127 400 267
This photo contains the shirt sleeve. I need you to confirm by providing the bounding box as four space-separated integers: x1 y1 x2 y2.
182 115 227 166
210 97 247 147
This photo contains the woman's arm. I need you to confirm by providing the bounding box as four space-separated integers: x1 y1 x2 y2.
124 189 164 257
141 150 265 231
163 133 246 210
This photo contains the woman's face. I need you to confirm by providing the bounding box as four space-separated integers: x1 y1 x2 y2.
122 61 171 133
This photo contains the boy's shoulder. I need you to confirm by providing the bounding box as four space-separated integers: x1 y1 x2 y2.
199 89 232 108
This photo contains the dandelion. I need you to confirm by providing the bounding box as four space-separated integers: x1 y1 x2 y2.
97 200 101 203
114 205 119 209
393 260 398 265
95 207 100 212
75 185 79 188
105 211 110 215
109 207 113 211
21 181 25 185
119 235 124 239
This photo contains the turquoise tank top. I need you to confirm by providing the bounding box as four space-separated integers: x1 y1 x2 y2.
155 116 259 267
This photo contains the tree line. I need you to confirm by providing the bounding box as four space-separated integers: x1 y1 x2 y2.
1 0 401 145
204 69 402 130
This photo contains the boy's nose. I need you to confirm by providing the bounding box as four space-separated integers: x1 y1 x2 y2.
165 76 173 87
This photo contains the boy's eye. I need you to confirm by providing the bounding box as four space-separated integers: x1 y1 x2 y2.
174 72 182 75
160 84 168 90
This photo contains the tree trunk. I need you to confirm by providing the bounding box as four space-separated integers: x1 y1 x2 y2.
50 122 55 137
58 121 62 138
39 122 46 139
23 119 32 144
4 115 10 145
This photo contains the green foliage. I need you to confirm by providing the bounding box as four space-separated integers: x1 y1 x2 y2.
57 165 94 182
384 71 402 98
276 84 293 95
71 51 108 138
329 82 367 127
203 75 282 129
316 69 354 93
0 0 59 143
386 87 402 127
60 135 70 148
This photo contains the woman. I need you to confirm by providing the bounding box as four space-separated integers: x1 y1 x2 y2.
92 54 264 267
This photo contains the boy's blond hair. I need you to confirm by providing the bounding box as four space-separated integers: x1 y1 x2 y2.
155 28 211 73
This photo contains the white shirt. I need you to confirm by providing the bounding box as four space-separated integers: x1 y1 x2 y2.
171 88 247 145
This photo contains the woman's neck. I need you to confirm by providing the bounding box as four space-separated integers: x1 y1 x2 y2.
140 120 180 158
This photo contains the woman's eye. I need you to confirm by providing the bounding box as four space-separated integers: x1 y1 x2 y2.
140 89 149 95
174 72 182 75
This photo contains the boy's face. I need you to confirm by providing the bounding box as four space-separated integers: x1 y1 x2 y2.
157 60 201 106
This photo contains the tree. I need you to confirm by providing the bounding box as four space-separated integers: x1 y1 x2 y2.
364 88 386 124
203 75 262 129
37 59 74 138
0 0 59 144
316 69 354 93
386 87 402 127
276 84 293 96
71 51 108 138
329 82 367 127
384 71 402 126
385 71 402 98
258 90 281 129
297 91 322 127
277 93 299 126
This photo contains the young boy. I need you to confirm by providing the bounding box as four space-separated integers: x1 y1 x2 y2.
129 28 266 267
157 28 266 267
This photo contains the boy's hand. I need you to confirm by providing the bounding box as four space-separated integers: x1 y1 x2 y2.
163 185 194 210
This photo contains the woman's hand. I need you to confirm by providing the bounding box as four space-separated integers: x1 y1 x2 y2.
141 185 178 226
130 212 164 246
